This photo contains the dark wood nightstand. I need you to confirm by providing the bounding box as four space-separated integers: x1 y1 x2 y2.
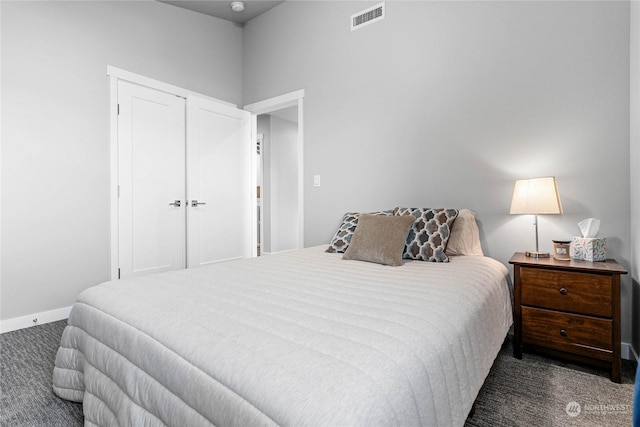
509 252 627 383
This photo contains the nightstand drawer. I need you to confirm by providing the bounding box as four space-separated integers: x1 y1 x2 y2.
520 267 612 317
522 306 612 360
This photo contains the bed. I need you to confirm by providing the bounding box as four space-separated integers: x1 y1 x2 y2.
53 209 513 426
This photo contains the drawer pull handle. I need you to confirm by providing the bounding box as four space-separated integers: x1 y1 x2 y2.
559 287 568 295
560 329 568 337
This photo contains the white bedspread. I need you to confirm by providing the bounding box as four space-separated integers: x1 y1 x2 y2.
53 246 512 427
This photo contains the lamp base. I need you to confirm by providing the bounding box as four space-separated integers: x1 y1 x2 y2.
526 250 551 258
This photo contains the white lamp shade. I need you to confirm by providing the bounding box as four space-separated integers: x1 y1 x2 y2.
510 177 563 215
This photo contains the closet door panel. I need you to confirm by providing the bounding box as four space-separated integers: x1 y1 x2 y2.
118 81 186 278
187 96 252 267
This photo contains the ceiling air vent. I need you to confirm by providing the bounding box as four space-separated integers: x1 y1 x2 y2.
351 2 385 32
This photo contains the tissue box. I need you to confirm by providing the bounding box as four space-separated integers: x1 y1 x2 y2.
570 237 606 262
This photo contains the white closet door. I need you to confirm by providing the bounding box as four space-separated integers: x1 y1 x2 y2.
118 81 186 278
187 95 252 267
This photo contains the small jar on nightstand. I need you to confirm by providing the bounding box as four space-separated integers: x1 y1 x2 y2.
552 240 571 261
509 252 627 383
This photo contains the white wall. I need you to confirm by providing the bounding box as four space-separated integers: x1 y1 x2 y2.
1 1 243 323
244 2 633 344
630 0 640 356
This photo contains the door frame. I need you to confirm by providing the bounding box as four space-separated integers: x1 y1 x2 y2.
107 66 240 280
244 90 305 252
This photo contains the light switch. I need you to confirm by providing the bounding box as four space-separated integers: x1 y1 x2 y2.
313 175 321 187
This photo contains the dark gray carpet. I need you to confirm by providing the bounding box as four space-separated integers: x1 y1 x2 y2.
0 320 636 426
0 320 83 426
465 341 636 427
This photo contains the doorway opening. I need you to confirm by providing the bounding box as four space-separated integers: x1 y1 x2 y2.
256 106 299 255
244 90 304 257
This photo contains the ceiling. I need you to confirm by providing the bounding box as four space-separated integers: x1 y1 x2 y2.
159 1 285 25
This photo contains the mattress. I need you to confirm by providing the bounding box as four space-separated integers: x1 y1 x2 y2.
53 245 513 427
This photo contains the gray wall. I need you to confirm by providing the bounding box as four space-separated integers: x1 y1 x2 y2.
257 114 299 254
269 115 299 253
257 115 272 253
244 2 633 345
1 1 243 320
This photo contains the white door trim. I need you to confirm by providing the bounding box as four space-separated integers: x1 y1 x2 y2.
243 90 304 115
109 73 118 280
244 90 305 250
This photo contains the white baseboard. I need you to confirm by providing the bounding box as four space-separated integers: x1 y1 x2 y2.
0 306 72 333
622 341 638 362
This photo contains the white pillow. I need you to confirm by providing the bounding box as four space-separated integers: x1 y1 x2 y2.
445 209 484 256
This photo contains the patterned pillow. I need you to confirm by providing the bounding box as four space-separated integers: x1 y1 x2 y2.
326 210 393 253
393 207 459 262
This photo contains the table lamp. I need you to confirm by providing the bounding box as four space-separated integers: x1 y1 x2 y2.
509 177 563 258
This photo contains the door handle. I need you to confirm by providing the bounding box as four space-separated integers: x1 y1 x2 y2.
169 200 181 207
191 200 207 207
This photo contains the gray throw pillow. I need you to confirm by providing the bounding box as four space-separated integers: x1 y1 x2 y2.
342 214 415 266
